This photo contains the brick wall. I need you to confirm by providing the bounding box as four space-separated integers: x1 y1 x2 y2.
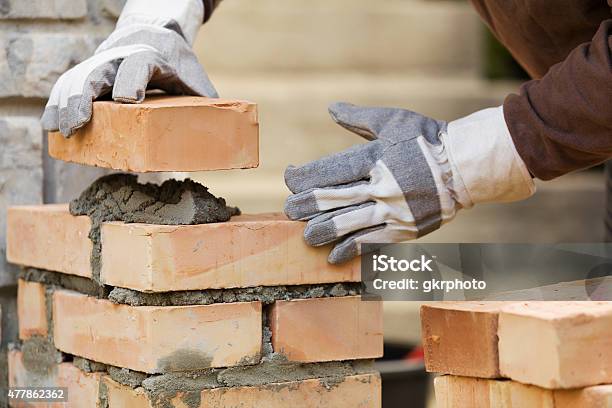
0 1 125 403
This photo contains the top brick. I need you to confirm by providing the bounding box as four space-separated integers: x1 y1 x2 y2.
48 96 259 172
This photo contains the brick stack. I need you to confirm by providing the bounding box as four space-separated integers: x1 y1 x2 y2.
6 97 383 407
421 301 612 408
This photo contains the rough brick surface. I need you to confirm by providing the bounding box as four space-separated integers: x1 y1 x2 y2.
555 385 612 408
0 117 43 287
7 205 92 278
0 0 87 19
101 212 360 291
7 205 360 290
421 302 511 378
48 96 260 172
52 290 262 373
8 350 102 408
270 296 383 363
434 375 552 408
104 374 382 408
498 301 612 389
17 280 47 339
0 34 100 98
434 375 612 408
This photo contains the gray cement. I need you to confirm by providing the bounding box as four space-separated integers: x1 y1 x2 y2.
19 337 64 379
72 356 108 373
69 173 239 281
19 268 107 298
108 283 362 307
19 268 361 307
108 366 148 388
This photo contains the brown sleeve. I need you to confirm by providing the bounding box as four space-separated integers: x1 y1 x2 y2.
202 0 223 23
503 20 612 180
470 0 610 79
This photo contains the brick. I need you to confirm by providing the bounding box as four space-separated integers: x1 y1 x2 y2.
101 212 360 291
555 385 612 408
269 296 383 363
421 302 512 378
48 96 260 172
0 34 100 98
0 117 43 287
104 377 150 408
52 290 262 373
7 205 92 278
434 375 552 408
7 205 360 290
104 373 381 408
0 0 87 19
17 280 47 339
498 301 612 389
8 350 102 407
434 375 612 408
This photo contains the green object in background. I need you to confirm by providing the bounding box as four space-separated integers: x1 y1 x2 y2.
484 29 529 80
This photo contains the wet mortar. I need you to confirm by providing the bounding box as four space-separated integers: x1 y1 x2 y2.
69 173 239 282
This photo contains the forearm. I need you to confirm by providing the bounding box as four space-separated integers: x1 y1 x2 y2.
503 20 612 180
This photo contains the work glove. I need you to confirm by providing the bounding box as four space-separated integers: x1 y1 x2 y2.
41 0 217 137
284 103 535 264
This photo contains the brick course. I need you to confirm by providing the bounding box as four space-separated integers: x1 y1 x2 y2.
7 205 360 290
52 290 262 373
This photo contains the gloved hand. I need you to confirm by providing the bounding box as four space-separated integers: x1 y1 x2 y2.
284 102 535 264
41 0 217 137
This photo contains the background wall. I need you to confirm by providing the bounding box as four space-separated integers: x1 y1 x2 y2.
0 0 605 405
0 1 122 403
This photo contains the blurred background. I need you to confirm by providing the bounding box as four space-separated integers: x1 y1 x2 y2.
0 0 606 407
189 2 605 406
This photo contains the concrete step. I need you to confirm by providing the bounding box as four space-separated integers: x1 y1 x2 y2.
206 73 518 174
195 0 483 75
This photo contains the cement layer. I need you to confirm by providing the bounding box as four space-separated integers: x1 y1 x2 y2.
69 173 239 281
108 283 362 307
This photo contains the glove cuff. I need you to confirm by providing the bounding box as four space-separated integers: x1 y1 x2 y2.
445 105 536 206
117 0 204 45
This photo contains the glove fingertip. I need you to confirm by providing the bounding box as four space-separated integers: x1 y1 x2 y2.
304 219 337 247
284 165 301 193
328 240 359 265
283 197 299 220
327 101 353 122
40 109 59 133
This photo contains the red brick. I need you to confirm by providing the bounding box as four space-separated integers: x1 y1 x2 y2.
8 350 102 408
104 373 381 408
7 205 92 278
7 205 360 291
421 302 513 378
269 296 383 363
498 301 612 389
52 290 262 373
48 96 259 172
17 279 48 339
434 375 612 408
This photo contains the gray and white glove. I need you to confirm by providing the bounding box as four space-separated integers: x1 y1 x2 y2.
284 102 535 264
41 0 217 137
